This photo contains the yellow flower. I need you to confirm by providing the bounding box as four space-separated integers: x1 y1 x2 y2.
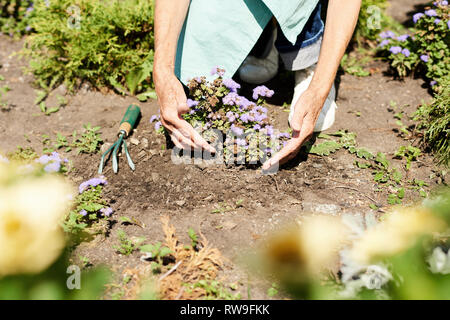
351 207 446 264
0 171 73 276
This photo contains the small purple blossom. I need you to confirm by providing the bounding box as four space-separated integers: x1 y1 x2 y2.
79 209 88 216
210 66 225 77
230 124 244 136
401 48 411 57
253 124 261 130
222 78 241 92
100 207 113 217
379 31 395 39
397 34 409 42
150 114 160 123
44 161 61 173
425 9 438 16
155 121 162 131
187 99 199 108
420 55 429 62
434 18 442 24
79 176 107 194
413 13 424 23
252 86 274 101
223 92 239 106
430 80 437 86
378 39 390 47
278 132 290 139
389 46 402 54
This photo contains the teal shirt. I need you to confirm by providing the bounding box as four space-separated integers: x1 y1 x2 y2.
175 0 319 84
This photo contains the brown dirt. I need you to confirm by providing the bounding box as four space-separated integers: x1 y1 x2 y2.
0 0 444 300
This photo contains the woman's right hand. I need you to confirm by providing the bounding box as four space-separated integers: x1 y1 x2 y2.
154 69 216 153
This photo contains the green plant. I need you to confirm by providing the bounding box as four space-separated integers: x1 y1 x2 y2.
340 53 371 77
394 145 422 170
114 229 145 256
140 242 172 273
414 75 449 166
71 123 103 154
376 2 449 90
187 279 241 300
354 0 401 42
23 0 155 95
0 0 35 37
0 75 10 109
6 146 37 161
188 228 199 249
62 180 111 240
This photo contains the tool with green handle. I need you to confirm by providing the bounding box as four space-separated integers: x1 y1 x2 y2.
98 104 141 174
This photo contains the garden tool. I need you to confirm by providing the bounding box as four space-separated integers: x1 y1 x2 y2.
98 104 141 174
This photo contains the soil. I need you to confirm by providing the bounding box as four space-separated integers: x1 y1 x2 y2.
0 0 445 299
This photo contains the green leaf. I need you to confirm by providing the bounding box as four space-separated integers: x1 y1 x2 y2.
309 141 342 156
136 90 157 101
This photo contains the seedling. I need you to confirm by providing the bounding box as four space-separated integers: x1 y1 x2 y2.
114 229 145 256
72 123 103 154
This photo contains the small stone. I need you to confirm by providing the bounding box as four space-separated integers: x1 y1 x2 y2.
130 138 140 145
151 172 159 182
222 221 237 230
175 200 186 206
141 138 149 149
138 150 147 158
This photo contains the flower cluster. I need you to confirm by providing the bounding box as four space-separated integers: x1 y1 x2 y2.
78 176 107 194
376 1 449 90
35 151 68 173
152 68 290 165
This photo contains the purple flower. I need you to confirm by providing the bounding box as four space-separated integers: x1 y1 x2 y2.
401 48 411 57
413 13 424 23
100 207 113 217
25 26 32 32
378 39 390 48
265 126 274 137
155 121 162 131
230 124 244 136
430 80 437 86
210 66 225 77
389 46 402 54
187 99 199 108
44 161 61 173
253 124 261 130
420 55 429 62
447 21 450 29
379 31 395 39
397 34 409 42
442 1 448 5
150 114 159 123
434 18 442 24
223 92 239 105
79 176 107 194
240 113 252 123
278 132 290 139
252 85 274 100
222 78 241 92
79 210 88 216
425 9 437 16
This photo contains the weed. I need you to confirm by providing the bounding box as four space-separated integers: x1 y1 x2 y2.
6 146 37 161
114 229 145 256
72 124 103 154
188 228 199 249
140 242 173 274
394 145 421 170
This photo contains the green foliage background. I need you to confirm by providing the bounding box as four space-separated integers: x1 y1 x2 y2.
23 0 155 93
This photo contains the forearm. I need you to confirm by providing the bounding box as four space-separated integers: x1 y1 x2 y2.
309 0 361 98
154 0 190 75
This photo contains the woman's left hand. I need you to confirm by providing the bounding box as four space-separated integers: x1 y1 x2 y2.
261 88 326 172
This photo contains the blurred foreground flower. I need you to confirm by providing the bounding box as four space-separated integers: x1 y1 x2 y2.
0 162 74 276
350 208 446 264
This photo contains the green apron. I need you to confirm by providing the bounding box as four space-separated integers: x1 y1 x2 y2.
175 0 319 84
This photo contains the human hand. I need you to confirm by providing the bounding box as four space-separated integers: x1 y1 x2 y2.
262 89 326 172
154 70 216 153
